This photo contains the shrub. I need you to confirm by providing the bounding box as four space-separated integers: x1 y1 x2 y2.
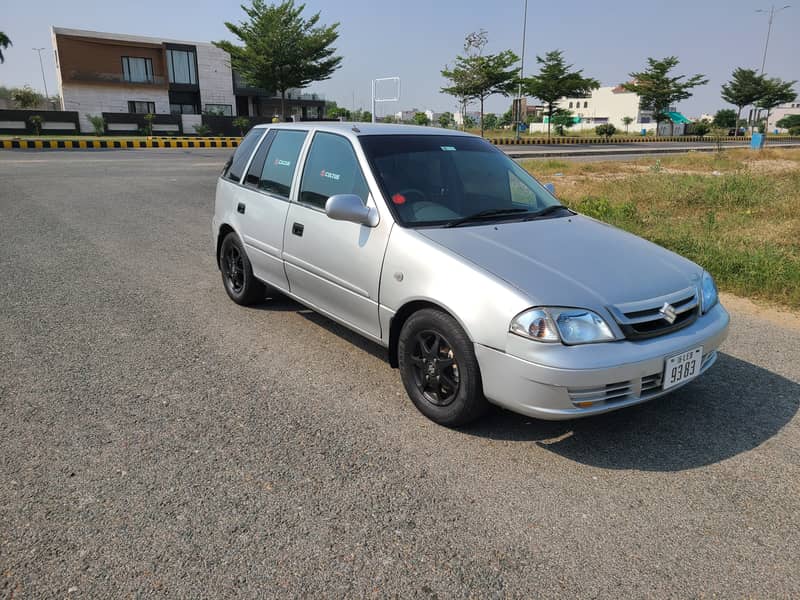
232 116 250 136
693 120 711 137
143 113 155 136
595 123 616 138
789 126 800 136
86 113 105 136
193 123 212 136
28 114 43 135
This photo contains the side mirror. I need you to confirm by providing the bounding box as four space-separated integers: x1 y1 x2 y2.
544 182 556 196
325 194 379 227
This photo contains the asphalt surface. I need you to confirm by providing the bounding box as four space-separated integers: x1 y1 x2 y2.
1 150 799 598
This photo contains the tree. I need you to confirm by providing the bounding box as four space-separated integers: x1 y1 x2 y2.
441 32 519 137
482 113 498 130
712 108 737 129
623 56 707 136
463 115 477 129
550 109 575 136
776 114 800 130
214 0 342 120
622 116 634 133
498 107 513 127
0 31 10 63
721 68 764 128
755 77 797 135
413 112 430 126
522 50 599 140
596 123 616 137
12 86 42 108
438 112 454 128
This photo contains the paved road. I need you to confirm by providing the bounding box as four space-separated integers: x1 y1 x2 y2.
1 151 799 598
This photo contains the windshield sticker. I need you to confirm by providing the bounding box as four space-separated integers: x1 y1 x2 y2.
391 193 406 205
320 169 341 181
440 146 456 151
274 158 291 167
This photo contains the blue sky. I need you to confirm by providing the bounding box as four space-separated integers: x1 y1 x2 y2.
1 0 797 117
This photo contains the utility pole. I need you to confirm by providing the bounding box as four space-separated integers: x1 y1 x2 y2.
514 0 528 141
33 47 49 100
756 4 790 74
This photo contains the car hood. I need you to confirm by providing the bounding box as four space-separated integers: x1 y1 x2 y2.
417 215 701 308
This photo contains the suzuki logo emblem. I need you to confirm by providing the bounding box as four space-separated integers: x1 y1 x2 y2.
659 302 677 324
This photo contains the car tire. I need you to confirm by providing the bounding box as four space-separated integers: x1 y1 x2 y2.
398 308 489 426
219 232 265 305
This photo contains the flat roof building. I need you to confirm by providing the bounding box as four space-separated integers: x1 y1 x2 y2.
51 27 325 133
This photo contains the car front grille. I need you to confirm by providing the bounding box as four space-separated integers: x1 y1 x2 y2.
566 350 718 408
607 286 700 340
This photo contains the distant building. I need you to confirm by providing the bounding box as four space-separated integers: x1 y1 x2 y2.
767 102 800 131
554 84 660 130
51 27 325 133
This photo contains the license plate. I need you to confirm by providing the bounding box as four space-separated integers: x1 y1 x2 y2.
663 346 703 390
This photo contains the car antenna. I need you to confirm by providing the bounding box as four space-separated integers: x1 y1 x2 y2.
351 124 361 133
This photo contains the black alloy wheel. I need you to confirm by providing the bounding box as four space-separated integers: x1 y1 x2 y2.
219 232 265 305
398 308 489 426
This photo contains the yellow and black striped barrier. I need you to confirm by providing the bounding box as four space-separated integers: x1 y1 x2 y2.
0 137 242 150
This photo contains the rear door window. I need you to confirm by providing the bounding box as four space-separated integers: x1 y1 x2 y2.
225 127 264 183
298 132 369 210
257 130 308 199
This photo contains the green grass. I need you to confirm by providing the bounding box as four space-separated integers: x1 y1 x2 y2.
526 149 800 309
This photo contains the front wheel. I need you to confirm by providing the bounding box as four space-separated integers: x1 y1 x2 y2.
398 309 489 426
219 232 265 305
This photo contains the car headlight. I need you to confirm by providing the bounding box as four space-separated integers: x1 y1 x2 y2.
510 307 616 345
700 271 718 313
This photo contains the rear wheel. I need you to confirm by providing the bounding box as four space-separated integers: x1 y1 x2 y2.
398 308 488 426
219 232 265 305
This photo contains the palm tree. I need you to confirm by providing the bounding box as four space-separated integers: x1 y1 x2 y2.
0 32 11 63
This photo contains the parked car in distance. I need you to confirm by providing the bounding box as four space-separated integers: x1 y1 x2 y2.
213 123 729 426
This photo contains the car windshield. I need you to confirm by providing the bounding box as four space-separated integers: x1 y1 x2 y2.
359 134 562 227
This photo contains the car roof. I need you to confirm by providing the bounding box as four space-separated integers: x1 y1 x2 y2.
251 121 477 138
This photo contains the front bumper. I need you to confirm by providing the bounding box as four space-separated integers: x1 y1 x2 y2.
475 303 730 420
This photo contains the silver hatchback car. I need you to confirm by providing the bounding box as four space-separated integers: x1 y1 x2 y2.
213 123 729 426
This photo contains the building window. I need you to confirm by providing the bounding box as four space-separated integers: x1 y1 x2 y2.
204 104 233 116
568 102 573 108
128 101 156 114
170 104 198 115
122 57 154 83
167 49 198 85
584 101 588 108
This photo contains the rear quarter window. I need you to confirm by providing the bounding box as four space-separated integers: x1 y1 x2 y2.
224 128 265 183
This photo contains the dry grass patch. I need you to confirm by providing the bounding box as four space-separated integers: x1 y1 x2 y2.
524 148 800 309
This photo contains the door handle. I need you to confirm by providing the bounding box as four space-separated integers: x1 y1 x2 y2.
292 222 304 237
237 202 246 214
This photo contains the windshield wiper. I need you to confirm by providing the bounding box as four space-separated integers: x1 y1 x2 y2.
523 204 572 220
444 208 530 228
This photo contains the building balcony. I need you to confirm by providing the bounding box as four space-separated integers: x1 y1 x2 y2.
65 70 167 87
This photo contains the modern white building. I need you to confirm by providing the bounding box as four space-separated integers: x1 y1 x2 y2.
51 27 325 133
767 102 800 131
554 84 658 132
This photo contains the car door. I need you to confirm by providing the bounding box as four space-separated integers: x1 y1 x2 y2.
282 131 391 341
236 128 308 292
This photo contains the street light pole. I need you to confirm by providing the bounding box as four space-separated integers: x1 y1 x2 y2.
514 0 529 141
756 4 790 74
33 47 49 100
